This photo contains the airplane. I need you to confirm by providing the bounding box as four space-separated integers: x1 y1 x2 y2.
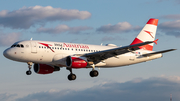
3 18 176 81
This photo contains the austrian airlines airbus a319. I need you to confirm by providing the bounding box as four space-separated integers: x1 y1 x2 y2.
3 18 176 81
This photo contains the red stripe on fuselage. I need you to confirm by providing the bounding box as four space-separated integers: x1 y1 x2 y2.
130 38 153 51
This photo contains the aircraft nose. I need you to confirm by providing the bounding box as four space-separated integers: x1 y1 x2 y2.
3 48 12 59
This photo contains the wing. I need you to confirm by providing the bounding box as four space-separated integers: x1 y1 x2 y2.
82 41 154 64
141 49 176 57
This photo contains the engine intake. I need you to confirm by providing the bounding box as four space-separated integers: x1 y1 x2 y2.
66 56 87 68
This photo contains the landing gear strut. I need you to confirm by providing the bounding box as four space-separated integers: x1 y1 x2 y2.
26 62 33 75
89 64 99 77
66 67 76 81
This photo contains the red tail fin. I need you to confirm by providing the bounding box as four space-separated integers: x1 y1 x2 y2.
130 18 158 51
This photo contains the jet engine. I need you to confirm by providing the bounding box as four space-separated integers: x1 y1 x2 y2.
34 64 60 74
66 56 88 68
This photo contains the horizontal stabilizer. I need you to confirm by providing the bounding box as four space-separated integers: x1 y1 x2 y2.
142 49 176 57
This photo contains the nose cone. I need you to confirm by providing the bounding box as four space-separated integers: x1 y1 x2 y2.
3 48 25 62
3 48 12 59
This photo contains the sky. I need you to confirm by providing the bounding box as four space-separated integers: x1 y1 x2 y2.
0 0 180 101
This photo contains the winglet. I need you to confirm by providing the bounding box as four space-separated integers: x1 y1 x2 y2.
153 39 158 45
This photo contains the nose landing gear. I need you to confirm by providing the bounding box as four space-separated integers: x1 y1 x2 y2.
26 62 33 75
26 70 32 75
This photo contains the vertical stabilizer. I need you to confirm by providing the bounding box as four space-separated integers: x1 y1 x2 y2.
130 18 158 51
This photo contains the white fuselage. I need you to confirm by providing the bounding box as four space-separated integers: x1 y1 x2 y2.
3 40 162 68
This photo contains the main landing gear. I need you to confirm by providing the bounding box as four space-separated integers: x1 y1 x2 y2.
89 64 99 77
66 64 99 81
90 70 99 77
67 67 76 81
26 62 33 75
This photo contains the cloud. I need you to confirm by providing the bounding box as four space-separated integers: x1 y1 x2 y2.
159 15 180 37
0 93 17 101
15 76 180 101
37 25 93 34
159 20 180 30
165 31 180 37
0 32 21 46
160 75 180 82
96 22 141 34
0 6 91 29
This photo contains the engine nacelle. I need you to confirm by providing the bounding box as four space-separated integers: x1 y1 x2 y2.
53 53 68 67
34 64 59 74
66 56 88 68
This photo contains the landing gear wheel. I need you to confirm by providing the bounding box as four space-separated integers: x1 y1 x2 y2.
90 70 99 77
68 74 76 81
26 62 33 75
26 70 32 75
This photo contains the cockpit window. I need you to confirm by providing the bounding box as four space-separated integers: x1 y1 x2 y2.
17 44 20 47
21 44 24 48
11 45 16 48
11 44 24 48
